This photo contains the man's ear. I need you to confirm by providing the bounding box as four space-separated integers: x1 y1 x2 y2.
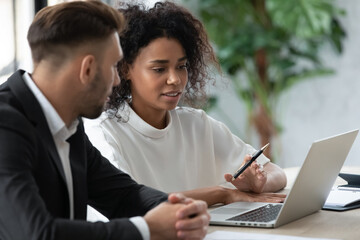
79 55 96 85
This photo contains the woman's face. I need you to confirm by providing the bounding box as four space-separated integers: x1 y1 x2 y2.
127 37 188 119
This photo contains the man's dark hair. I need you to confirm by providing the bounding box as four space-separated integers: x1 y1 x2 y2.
27 1 125 64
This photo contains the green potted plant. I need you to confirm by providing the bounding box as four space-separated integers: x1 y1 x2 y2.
185 0 346 158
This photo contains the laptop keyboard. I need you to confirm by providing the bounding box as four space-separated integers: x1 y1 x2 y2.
226 204 282 222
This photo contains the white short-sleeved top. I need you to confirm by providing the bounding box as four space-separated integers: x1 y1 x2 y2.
84 103 269 193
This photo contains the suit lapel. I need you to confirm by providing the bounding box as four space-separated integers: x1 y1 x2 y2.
7 70 67 185
67 123 87 219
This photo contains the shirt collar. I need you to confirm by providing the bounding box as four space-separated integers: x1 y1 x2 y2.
22 72 79 140
116 101 172 139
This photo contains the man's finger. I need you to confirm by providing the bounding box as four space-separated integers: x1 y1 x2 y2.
176 201 207 219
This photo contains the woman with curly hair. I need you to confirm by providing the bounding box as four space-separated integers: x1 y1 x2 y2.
85 1 287 207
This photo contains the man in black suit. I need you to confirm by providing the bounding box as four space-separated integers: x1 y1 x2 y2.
0 1 209 239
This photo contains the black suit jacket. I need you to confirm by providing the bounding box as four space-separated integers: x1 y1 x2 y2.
0 70 168 239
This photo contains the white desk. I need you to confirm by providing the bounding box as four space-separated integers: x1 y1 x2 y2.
208 167 360 240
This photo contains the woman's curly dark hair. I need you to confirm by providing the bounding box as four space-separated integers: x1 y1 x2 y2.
106 1 219 116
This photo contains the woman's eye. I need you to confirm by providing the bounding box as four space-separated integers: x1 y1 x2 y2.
153 68 165 73
178 64 187 69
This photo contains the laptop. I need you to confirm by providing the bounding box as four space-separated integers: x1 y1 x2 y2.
210 129 359 228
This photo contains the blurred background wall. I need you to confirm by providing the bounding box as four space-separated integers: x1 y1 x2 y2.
202 1 360 168
1 0 359 168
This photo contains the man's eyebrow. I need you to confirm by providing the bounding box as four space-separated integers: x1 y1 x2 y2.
149 59 169 64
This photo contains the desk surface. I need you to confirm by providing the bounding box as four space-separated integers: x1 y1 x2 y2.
208 167 360 240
